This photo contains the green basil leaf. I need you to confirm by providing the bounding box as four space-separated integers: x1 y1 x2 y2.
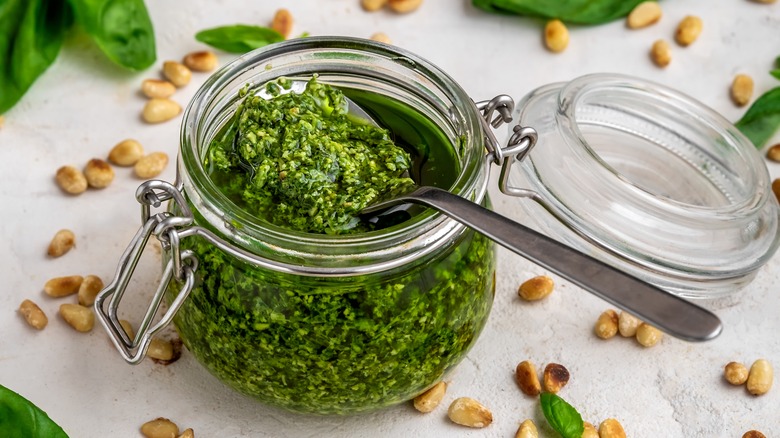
0 384 69 437
195 25 284 53
735 86 780 148
472 0 648 25
540 392 584 438
771 70 780 81
0 0 72 114
67 0 156 70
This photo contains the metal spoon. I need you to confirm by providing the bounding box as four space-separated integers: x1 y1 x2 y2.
260 80 722 342
361 185 723 342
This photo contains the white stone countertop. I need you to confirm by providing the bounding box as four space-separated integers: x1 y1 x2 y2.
2 1 779 437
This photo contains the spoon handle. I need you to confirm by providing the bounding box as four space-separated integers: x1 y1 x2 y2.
397 186 722 342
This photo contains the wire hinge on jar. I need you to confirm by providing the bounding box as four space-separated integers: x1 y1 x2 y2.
476 95 540 200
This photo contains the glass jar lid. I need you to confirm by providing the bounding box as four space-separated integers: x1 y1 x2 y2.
508 73 780 298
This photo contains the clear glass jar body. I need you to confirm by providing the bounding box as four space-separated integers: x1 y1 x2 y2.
511 74 780 298
168 38 495 414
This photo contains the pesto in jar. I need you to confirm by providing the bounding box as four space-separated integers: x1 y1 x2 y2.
168 77 495 414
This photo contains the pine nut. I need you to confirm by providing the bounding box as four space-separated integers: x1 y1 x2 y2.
19 299 48 330
766 144 780 162
635 323 663 347
370 32 392 44
515 360 541 396
413 381 447 413
178 429 195 438
109 139 145 166
141 418 179 438
542 363 570 394
594 309 619 339
730 74 754 107
582 422 599 438
48 229 76 258
515 419 538 438
183 51 218 72
141 79 176 99
518 275 554 301
675 15 703 46
55 165 88 195
746 359 773 395
59 303 95 332
650 39 671 67
772 179 780 203
544 19 569 53
271 9 294 39
599 418 627 438
84 158 115 189
120 320 136 339
626 2 662 29
388 0 423 14
618 311 641 337
743 431 767 438
162 61 191 88
447 397 493 428
78 275 104 307
361 0 388 12
44 275 84 298
134 152 169 179
148 338 175 361
724 362 749 385
142 98 181 123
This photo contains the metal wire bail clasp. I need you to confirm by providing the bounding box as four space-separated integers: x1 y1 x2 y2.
475 95 540 199
94 180 199 364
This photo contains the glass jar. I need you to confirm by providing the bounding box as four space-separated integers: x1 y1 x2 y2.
507 74 780 298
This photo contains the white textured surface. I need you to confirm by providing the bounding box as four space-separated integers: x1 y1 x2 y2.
1 1 779 437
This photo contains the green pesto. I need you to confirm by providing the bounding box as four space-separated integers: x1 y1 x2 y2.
167 80 496 414
205 77 417 234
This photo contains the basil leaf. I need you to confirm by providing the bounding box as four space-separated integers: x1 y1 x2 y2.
735 87 780 148
67 0 156 70
472 0 648 25
0 384 69 437
195 25 284 53
540 392 584 438
0 0 72 114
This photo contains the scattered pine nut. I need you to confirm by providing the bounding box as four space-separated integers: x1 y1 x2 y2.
743 431 767 438
746 359 773 395
515 360 542 396
361 0 388 12
84 158 115 189
120 319 136 339
599 418 627 438
134 152 169 179
517 275 554 301
147 338 175 361
618 311 641 337
675 15 703 46
44 275 84 298
55 165 88 195
447 397 493 428
59 303 95 332
141 79 176 99
766 144 780 162
48 229 76 258
142 99 181 123
626 2 662 29
388 0 423 13
515 419 538 438
141 417 179 438
582 422 599 438
271 9 294 39
730 74 754 107
19 299 48 330
650 39 672 67
370 32 392 44
543 19 569 53
542 363 570 394
78 275 104 307
594 309 619 339
413 381 447 413
109 139 145 166
183 51 218 72
162 61 191 88
724 361 749 386
635 323 663 347
178 429 195 438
